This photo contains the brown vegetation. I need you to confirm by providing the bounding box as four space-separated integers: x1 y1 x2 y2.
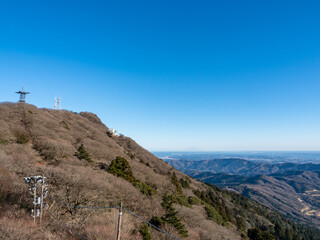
1 103 317 240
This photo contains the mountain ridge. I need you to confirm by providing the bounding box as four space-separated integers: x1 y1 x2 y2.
166 158 320 176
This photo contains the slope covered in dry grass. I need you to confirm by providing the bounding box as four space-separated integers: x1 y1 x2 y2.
0 103 318 240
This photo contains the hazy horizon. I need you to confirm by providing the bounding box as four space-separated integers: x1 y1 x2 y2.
153 150 320 164
153 150 320 153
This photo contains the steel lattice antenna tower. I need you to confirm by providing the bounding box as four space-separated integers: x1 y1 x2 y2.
16 87 30 103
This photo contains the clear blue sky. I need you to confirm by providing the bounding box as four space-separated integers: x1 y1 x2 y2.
0 1 320 151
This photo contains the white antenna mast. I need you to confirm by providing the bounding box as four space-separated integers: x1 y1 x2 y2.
54 97 61 110
57 98 61 110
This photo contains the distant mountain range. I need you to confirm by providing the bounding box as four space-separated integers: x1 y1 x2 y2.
164 158 320 228
154 151 320 164
166 158 320 176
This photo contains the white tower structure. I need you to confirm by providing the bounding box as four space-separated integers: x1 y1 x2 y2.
54 97 61 110
57 98 61 110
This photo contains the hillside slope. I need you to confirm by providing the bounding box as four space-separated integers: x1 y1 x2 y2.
0 103 319 240
238 171 320 227
183 170 320 228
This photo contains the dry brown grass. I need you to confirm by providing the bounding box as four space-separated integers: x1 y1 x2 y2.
83 210 144 240
0 103 244 239
0 215 64 240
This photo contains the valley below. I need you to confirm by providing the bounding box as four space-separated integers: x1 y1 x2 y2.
157 152 320 229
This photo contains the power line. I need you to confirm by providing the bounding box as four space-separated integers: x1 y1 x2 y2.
47 210 90 240
123 207 179 240
46 195 179 239
47 195 119 209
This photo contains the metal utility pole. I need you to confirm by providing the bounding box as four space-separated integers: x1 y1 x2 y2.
24 176 48 225
33 184 37 223
40 176 45 225
116 202 123 240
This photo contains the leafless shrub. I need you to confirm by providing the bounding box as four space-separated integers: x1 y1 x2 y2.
0 120 14 144
33 137 75 161
12 126 29 144
0 166 13 210
0 216 46 240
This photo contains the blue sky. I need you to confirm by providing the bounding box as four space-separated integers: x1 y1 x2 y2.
0 1 320 151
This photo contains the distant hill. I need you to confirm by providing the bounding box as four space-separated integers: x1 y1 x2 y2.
0 103 319 239
237 170 320 228
166 158 320 176
185 171 250 187
155 151 320 164
170 158 320 229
